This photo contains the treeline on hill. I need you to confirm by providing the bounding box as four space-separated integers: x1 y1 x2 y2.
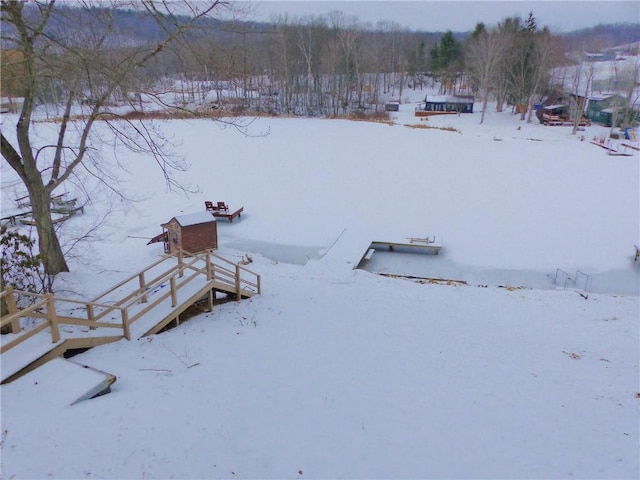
561 23 640 53
1 3 638 120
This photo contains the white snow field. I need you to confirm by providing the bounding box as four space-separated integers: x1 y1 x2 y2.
1 92 639 479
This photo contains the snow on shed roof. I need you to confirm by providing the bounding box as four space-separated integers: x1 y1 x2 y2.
588 93 626 101
170 211 216 227
425 95 474 103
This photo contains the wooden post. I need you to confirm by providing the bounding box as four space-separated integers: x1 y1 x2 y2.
206 254 212 280
139 273 148 303
46 293 60 343
207 288 214 312
178 250 184 278
170 277 177 307
121 309 131 340
257 275 261 295
4 287 20 334
235 265 241 300
87 303 96 330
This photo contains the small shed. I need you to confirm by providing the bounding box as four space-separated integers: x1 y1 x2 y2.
422 95 474 113
585 94 636 126
385 102 400 112
161 212 217 255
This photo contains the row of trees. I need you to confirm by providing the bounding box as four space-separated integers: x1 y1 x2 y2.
145 11 564 121
466 14 564 123
1 6 566 120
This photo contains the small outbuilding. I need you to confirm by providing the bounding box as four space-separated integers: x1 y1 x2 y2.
385 102 400 112
586 94 638 127
424 95 474 113
161 212 217 255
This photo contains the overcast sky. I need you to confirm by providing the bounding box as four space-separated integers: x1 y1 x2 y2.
241 1 639 33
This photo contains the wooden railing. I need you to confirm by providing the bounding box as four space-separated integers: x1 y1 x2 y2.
1 250 261 355
0 287 129 354
200 250 261 297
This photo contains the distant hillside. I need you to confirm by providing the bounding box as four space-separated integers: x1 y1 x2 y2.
560 23 640 52
3 3 637 54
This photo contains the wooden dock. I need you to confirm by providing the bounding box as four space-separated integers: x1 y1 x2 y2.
414 110 456 118
212 206 243 222
205 201 244 223
1 249 260 384
355 236 442 269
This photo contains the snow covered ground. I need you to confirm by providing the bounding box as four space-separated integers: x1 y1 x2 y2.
1 89 639 479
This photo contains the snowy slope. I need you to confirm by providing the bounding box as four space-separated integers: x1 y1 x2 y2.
1 90 639 479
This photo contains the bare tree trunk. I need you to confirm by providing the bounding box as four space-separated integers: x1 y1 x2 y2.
480 97 488 124
28 186 68 274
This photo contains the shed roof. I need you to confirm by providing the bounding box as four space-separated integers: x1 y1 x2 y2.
589 93 626 102
543 104 567 110
425 95 474 104
166 211 216 227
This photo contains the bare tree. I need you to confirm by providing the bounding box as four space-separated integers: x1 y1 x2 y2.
0 0 223 276
465 23 507 124
525 30 562 123
570 54 595 135
614 55 640 135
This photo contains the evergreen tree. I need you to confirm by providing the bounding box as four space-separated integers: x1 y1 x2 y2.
525 11 537 33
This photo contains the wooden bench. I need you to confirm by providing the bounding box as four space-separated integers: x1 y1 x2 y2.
205 201 229 213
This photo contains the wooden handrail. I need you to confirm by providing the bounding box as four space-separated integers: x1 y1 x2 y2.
1 288 128 352
90 253 175 302
0 321 50 354
0 298 48 328
1 249 261 357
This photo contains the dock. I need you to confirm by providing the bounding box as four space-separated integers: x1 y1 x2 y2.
356 236 441 269
212 206 243 222
205 201 244 222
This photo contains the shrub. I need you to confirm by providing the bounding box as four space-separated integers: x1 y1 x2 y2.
0 226 53 318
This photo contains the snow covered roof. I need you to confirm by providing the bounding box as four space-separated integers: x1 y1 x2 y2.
171 211 216 226
543 104 567 110
588 93 625 101
425 95 474 103
600 107 629 114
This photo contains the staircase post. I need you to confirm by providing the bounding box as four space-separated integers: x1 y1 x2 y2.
178 250 184 278
139 273 148 303
207 288 214 312
46 293 60 343
87 303 96 330
170 277 177 307
206 254 212 280
4 287 20 334
235 265 241 300
121 309 131 340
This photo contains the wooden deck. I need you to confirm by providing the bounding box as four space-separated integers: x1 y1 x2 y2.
414 109 457 117
211 206 244 222
1 250 260 383
2 193 83 226
542 113 590 126
355 236 442 269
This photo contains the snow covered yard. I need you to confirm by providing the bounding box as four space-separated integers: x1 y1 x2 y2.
1 97 639 478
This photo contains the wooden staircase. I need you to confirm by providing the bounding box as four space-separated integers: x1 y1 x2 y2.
0 250 260 383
